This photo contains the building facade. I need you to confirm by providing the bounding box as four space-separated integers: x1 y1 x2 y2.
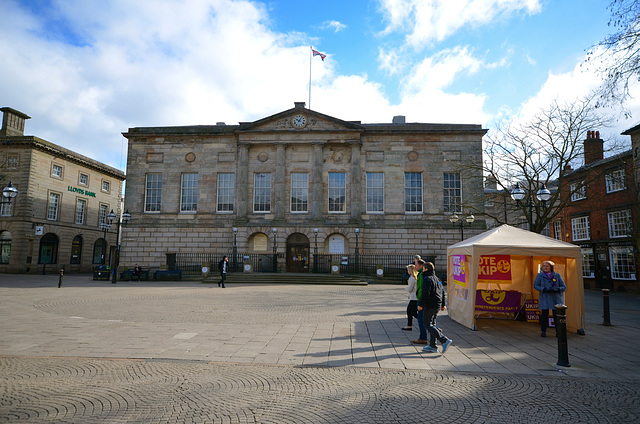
121 103 486 273
551 131 638 292
0 107 126 273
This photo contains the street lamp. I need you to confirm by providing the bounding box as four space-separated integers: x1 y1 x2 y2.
354 228 360 274
109 209 130 283
510 182 551 232
99 220 112 265
232 228 238 272
313 228 319 273
1 181 18 205
272 228 277 273
449 213 475 240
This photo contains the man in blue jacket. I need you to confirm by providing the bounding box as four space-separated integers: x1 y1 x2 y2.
418 262 453 353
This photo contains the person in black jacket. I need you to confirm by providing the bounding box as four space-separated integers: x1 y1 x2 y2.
217 256 229 288
418 262 453 354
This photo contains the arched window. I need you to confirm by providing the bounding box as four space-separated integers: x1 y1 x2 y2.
38 233 59 264
0 231 12 264
93 239 107 264
70 235 82 264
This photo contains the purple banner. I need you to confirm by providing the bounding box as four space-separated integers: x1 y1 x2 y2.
474 290 522 313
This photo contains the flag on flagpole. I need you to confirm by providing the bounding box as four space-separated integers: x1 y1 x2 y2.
312 49 326 61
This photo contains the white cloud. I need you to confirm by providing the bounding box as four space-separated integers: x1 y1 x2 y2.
378 0 541 48
322 20 347 33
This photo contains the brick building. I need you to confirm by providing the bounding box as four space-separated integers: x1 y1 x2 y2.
551 131 638 292
120 102 487 273
0 107 125 273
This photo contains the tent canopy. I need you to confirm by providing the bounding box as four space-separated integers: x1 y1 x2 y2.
446 224 586 333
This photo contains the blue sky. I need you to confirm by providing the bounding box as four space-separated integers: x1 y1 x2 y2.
1 0 638 171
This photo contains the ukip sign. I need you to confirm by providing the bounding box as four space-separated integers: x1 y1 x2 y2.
477 255 512 284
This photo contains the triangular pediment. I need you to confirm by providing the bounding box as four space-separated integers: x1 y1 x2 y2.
238 105 363 133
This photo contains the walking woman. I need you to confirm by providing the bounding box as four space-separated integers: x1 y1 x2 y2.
402 264 418 331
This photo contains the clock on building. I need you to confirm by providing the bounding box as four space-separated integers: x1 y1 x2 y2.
292 114 307 128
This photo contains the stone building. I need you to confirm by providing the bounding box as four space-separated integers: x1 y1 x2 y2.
0 107 125 273
121 102 486 273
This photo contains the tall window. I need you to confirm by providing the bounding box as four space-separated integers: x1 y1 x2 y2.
609 246 636 280
102 181 110 193
6 156 18 169
217 173 235 212
571 216 591 241
581 247 594 278
366 172 384 213
605 169 626 193
75 199 86 225
180 173 198 212
253 173 271 213
79 173 88 186
553 221 562 240
0 200 12 217
405 173 423 213
145 174 162 212
0 231 11 264
443 172 462 213
290 173 308 213
608 209 631 238
51 164 62 178
47 193 60 221
328 172 346 213
570 181 586 201
99 204 108 225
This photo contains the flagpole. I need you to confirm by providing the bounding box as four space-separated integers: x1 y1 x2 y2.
309 46 312 110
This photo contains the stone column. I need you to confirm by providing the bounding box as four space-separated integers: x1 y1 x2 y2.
350 141 362 220
311 142 324 220
236 143 249 219
274 143 287 220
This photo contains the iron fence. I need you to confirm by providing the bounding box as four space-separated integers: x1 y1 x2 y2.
175 252 276 276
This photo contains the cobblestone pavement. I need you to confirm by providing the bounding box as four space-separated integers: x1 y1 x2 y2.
1 274 639 423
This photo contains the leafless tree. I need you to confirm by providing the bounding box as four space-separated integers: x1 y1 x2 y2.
476 95 618 234
586 0 640 113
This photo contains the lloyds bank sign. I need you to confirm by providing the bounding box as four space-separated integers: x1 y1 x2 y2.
67 185 97 197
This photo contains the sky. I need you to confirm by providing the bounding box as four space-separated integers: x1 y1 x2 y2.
1 0 639 172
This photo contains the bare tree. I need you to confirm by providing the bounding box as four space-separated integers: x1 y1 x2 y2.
477 95 617 234
586 0 640 112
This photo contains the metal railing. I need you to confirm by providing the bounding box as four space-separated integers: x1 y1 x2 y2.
175 252 276 275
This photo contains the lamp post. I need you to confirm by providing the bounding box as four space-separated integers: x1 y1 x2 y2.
109 209 130 284
1 181 18 205
354 228 360 274
232 227 238 272
313 228 318 273
99 220 112 265
449 213 475 240
510 182 551 232
272 228 277 273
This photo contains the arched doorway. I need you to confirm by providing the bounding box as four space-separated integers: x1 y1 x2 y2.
286 233 310 272
38 233 59 264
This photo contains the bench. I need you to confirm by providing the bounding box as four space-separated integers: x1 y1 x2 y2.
120 269 150 281
154 270 182 281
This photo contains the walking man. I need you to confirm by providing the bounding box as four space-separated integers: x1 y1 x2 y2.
418 262 453 354
217 256 229 288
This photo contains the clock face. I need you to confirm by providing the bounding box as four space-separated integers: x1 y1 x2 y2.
292 114 307 128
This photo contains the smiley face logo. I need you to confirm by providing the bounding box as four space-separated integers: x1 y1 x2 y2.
496 260 511 273
481 290 506 305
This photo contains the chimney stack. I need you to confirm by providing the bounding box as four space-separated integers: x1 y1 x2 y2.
584 130 604 165
392 115 406 124
0 107 30 137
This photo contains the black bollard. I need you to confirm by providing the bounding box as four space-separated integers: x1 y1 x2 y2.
555 304 570 367
112 266 117 284
602 289 612 326
58 268 64 288
42 264 46 275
